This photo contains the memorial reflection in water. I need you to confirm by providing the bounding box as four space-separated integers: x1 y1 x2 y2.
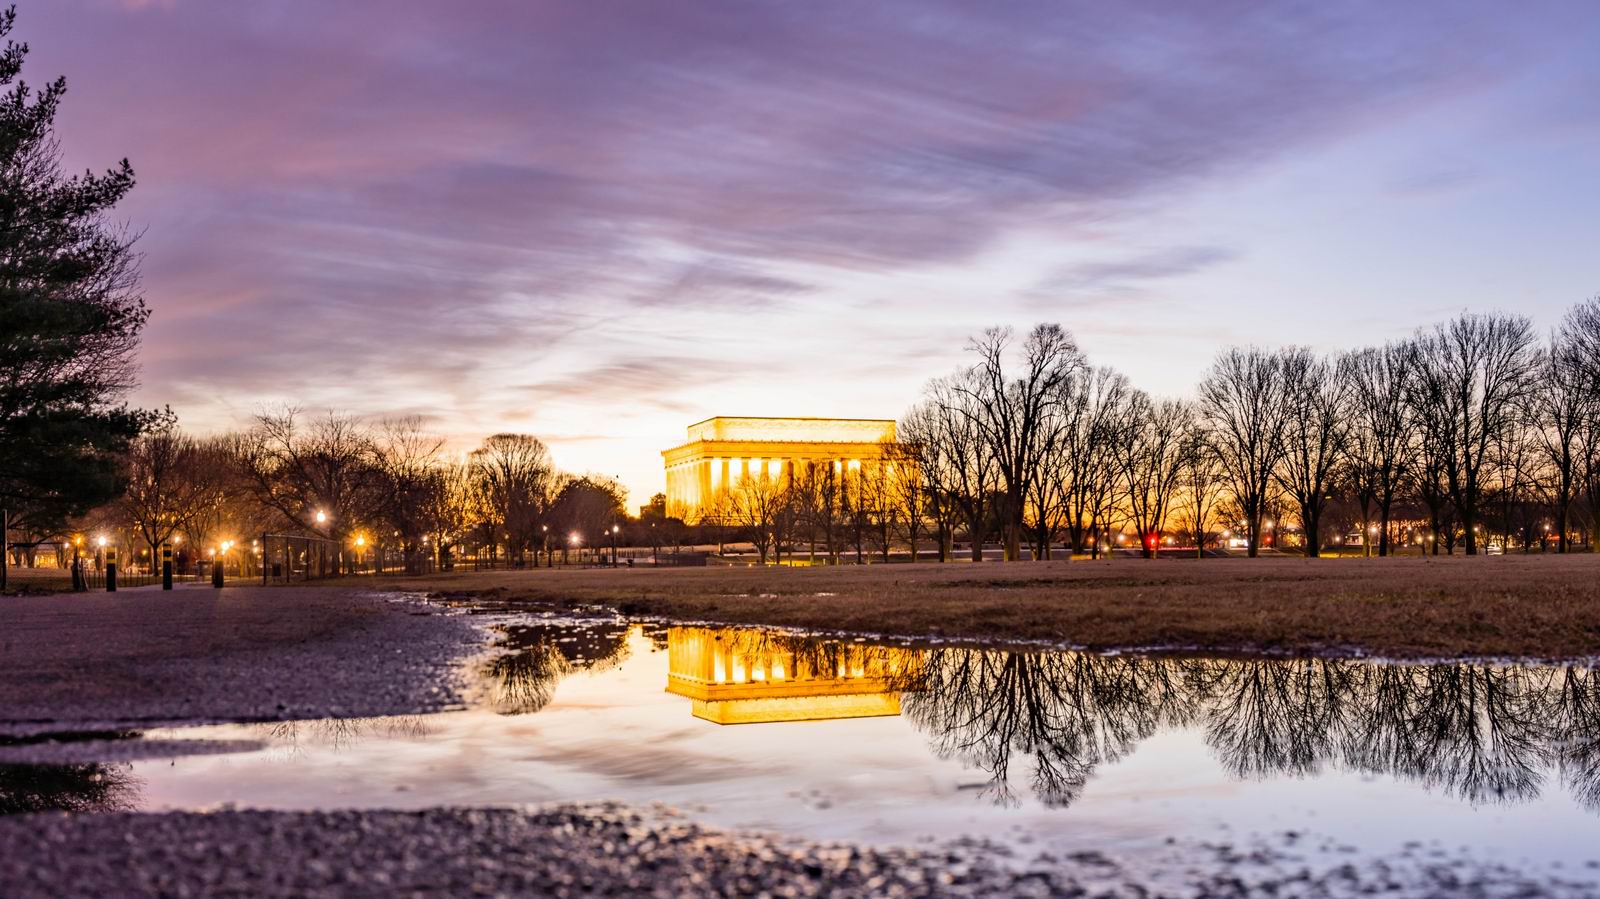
470 623 1600 812
8 622 1600 825
664 626 924 724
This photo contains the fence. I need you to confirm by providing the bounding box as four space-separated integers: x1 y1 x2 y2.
76 564 201 591
261 533 346 584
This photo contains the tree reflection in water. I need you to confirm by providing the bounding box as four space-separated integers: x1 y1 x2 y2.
257 715 435 756
481 622 633 715
0 763 139 814
895 644 1600 813
1553 666 1600 812
899 650 1191 806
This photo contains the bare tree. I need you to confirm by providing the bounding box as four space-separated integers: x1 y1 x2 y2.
728 462 788 564
881 439 926 562
236 409 382 569
1275 349 1347 557
1526 336 1589 551
1114 393 1190 558
1554 298 1600 549
1176 418 1224 558
372 417 447 571
1340 342 1417 556
1198 348 1290 557
956 324 1082 561
899 402 963 561
918 375 999 561
550 475 627 560
1414 314 1537 555
1058 366 1131 558
469 433 560 564
792 459 845 564
118 426 219 559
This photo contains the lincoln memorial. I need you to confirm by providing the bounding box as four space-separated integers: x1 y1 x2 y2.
664 626 924 725
661 416 897 521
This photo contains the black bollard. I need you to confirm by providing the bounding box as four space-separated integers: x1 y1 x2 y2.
105 548 117 592
211 557 224 588
162 543 173 590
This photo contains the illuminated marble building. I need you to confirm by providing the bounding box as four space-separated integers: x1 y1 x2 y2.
661 416 897 521
664 626 924 725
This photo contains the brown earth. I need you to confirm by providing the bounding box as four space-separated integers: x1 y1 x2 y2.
379 553 1600 660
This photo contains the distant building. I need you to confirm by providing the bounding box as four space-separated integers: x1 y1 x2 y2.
661 416 897 522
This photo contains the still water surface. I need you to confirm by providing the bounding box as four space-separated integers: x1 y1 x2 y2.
11 615 1600 872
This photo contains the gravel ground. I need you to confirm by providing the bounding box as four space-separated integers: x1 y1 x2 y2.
0 803 1593 898
0 736 267 764
0 586 481 735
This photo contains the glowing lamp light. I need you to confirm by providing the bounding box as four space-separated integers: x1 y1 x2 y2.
355 535 366 547
96 536 107 548
569 532 581 546
315 510 327 524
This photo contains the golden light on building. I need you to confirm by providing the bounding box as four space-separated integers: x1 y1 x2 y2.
664 626 924 725
661 416 897 521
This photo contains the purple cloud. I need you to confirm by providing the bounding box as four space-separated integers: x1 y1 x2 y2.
17 0 1586 488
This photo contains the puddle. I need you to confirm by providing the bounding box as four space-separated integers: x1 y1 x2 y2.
3 620 1599 874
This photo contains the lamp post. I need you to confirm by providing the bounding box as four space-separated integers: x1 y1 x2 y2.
567 531 579 566
213 540 232 588
611 524 619 567
99 536 116 592
542 525 550 569
70 535 83 591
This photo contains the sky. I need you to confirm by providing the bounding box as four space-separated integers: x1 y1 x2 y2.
25 1 1600 505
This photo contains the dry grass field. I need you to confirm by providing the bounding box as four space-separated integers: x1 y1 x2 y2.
383 554 1600 660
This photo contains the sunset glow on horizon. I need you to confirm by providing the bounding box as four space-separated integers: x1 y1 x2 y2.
26 1 1600 504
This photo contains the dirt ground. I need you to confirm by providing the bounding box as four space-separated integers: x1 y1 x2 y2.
380 553 1600 660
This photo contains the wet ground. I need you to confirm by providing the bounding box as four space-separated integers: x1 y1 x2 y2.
4 602 1600 894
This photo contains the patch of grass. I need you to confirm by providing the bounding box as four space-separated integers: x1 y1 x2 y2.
378 554 1600 661
0 569 76 596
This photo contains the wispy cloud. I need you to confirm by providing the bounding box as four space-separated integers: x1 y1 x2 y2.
1031 245 1239 301
21 0 1593 496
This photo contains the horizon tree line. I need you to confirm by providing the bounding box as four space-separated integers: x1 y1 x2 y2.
3 409 631 573
893 301 1600 560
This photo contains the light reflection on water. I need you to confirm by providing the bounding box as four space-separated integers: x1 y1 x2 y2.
7 621 1600 868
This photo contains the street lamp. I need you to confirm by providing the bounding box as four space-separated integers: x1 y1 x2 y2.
610 523 620 567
